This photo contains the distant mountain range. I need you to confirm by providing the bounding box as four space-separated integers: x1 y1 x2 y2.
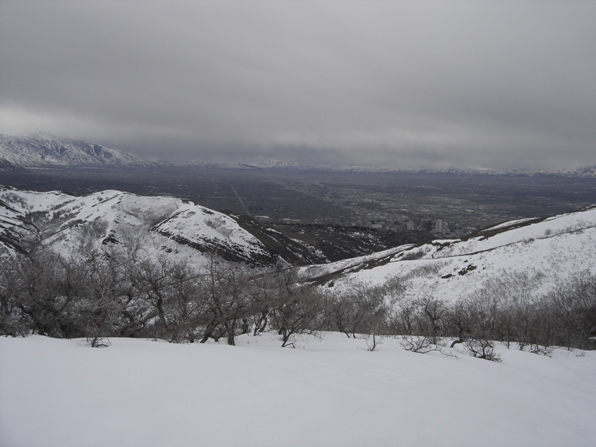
234 160 596 177
1 133 595 177
0 134 154 168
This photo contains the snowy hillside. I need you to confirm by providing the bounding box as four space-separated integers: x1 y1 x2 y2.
304 205 596 301
0 134 153 168
1 333 594 447
0 186 321 265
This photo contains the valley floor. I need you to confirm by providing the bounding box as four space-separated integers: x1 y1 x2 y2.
1 333 595 447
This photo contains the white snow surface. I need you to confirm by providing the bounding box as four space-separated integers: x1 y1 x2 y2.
304 206 596 301
0 134 152 167
0 333 594 447
0 187 269 265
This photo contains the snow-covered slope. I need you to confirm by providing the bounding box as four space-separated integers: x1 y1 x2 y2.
1 333 594 447
0 186 321 265
304 205 596 301
0 134 153 168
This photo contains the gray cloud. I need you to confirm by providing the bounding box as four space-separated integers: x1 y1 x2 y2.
1 0 595 169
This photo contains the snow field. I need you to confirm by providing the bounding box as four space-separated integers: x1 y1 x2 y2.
1 333 595 447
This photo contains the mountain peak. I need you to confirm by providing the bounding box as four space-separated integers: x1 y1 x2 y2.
0 134 153 168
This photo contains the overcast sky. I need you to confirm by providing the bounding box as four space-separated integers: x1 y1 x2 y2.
0 1 594 169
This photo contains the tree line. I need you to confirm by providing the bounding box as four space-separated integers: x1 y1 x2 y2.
1 245 595 357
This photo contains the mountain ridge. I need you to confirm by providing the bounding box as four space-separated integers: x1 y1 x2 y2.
1 134 594 177
0 185 326 266
0 134 154 168
302 204 596 302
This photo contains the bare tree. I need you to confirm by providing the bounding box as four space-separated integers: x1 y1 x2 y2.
198 257 252 346
0 255 29 336
269 268 325 347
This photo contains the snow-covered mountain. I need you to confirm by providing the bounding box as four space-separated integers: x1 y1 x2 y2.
239 162 596 177
0 134 153 168
0 186 322 266
303 205 596 301
172 157 596 177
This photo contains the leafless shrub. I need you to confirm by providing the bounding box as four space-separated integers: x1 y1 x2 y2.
269 268 326 347
400 249 425 260
464 338 501 362
402 262 447 280
400 335 441 353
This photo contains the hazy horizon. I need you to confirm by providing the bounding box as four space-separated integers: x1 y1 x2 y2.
1 1 594 170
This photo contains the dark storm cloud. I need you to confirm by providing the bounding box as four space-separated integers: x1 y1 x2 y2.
0 0 594 169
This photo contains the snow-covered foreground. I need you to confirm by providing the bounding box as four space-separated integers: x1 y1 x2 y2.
1 334 595 447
